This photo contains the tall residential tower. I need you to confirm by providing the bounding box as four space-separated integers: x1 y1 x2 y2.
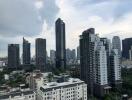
35 38 46 71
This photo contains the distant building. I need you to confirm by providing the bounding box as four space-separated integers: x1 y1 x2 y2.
55 18 66 69
35 38 46 72
77 46 80 60
8 44 20 69
109 49 122 87
66 48 76 65
37 78 87 100
122 38 132 59
50 50 56 64
26 71 51 90
0 90 36 100
112 36 121 57
23 37 31 65
129 46 132 60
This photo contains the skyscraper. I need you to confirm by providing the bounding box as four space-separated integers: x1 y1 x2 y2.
122 38 132 59
35 38 46 71
94 42 109 97
112 36 121 57
55 18 66 69
80 28 96 95
8 44 20 69
80 28 111 97
23 37 31 65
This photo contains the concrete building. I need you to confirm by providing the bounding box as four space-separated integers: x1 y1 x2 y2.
94 42 111 97
50 50 56 64
0 90 36 100
55 18 66 69
100 38 112 85
112 36 121 57
109 49 122 87
23 37 31 65
37 78 87 100
122 38 132 59
80 28 112 97
8 44 20 69
26 70 52 91
66 48 76 65
80 28 97 95
35 38 46 72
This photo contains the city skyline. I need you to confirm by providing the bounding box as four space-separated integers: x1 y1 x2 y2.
1 0 132 57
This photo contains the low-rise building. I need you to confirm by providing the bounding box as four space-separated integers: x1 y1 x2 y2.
0 90 36 100
37 78 87 100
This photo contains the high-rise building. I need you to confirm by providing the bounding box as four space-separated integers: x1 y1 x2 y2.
112 36 121 57
77 46 80 60
35 38 46 71
80 28 96 96
8 44 20 69
94 42 110 97
109 49 122 87
55 18 66 69
50 50 56 64
100 38 112 84
80 28 111 97
122 38 132 59
23 37 31 65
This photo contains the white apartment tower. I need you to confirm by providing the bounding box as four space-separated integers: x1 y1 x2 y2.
94 42 111 97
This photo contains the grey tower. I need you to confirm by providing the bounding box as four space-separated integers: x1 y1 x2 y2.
23 37 31 65
35 38 46 71
80 28 95 95
8 44 20 69
77 46 80 60
112 36 121 57
55 18 66 69
122 38 132 59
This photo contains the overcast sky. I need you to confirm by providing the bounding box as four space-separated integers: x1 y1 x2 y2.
0 0 132 57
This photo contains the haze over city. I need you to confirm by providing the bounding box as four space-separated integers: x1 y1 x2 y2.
0 0 132 57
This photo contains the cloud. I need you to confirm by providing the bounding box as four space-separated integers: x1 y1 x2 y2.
0 0 59 37
39 0 59 26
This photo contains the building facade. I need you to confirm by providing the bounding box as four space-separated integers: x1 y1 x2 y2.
94 42 110 97
37 78 87 100
0 90 36 100
109 49 122 87
23 37 31 65
55 18 66 69
122 38 132 59
35 38 46 72
50 50 56 64
112 36 121 57
80 28 96 96
8 44 20 69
